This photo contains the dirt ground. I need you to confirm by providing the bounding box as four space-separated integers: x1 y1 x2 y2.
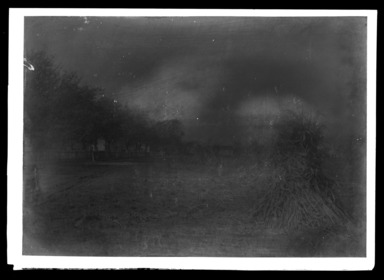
22 160 365 257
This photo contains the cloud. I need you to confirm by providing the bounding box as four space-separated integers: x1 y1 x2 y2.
116 55 224 121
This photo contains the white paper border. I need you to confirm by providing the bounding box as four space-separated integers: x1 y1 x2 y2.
8 9 376 270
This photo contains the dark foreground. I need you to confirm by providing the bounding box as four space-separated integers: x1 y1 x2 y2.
23 160 365 257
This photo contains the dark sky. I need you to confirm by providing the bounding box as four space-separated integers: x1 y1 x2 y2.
24 16 367 144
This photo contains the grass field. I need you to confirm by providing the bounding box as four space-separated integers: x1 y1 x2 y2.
22 158 365 257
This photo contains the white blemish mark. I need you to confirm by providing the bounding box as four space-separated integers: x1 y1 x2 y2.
84 17 90 24
212 39 215 42
24 58 35 71
196 117 199 120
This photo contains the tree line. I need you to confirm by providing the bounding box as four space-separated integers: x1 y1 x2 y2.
24 51 184 160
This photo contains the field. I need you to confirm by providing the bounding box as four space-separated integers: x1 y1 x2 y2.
22 158 365 257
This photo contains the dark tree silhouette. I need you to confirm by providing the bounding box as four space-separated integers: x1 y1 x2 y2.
24 51 62 158
154 119 184 145
24 51 187 162
24 51 117 160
